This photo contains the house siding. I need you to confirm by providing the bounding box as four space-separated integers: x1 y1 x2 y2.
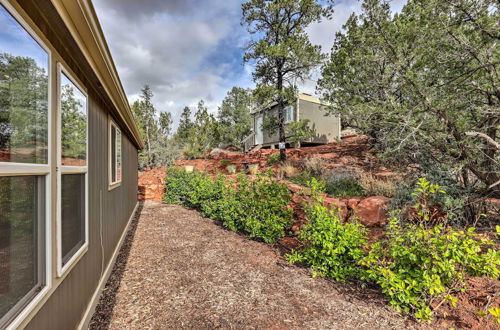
298 99 341 144
2 1 140 329
253 98 340 147
24 93 138 330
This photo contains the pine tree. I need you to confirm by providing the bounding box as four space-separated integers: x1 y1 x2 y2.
242 0 332 160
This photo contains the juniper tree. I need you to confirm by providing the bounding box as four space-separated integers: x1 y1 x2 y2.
318 0 499 197
242 0 333 160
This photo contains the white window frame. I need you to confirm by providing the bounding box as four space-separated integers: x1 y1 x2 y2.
0 1 52 329
285 105 294 123
108 117 122 189
56 63 89 277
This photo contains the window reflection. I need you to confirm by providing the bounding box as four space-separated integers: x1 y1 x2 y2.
61 73 87 166
0 5 49 164
0 176 45 326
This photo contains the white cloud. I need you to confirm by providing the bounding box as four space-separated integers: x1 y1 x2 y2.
94 0 407 128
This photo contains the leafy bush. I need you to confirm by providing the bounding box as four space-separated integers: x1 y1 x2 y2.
289 170 319 187
359 179 500 321
206 173 293 242
266 153 281 165
391 169 485 226
164 167 224 211
287 178 368 280
164 168 293 243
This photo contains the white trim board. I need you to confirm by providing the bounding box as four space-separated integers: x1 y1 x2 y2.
77 201 140 330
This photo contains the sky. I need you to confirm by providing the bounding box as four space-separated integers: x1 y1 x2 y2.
93 0 407 129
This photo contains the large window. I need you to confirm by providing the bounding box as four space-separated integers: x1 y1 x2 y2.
0 2 50 328
109 119 122 187
57 67 88 275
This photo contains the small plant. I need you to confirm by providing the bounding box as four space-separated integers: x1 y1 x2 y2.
303 157 326 177
287 178 368 280
358 172 396 197
266 153 281 165
277 161 300 179
220 159 231 167
290 170 323 190
323 171 365 197
359 179 500 321
488 307 500 324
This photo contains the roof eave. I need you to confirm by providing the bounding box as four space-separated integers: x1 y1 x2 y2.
50 0 144 149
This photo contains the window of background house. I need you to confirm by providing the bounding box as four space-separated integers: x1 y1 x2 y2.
0 3 49 327
285 105 294 123
58 68 88 274
109 120 122 187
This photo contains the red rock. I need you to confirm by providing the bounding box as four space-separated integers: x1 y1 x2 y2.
287 183 306 194
323 197 348 220
354 196 391 227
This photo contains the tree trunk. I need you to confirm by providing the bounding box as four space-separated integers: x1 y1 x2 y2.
277 66 286 161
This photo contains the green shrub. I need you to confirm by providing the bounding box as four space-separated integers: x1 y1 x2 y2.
164 168 293 243
286 178 368 280
359 179 500 321
289 170 320 187
266 153 281 165
220 159 231 167
206 173 293 243
324 178 365 197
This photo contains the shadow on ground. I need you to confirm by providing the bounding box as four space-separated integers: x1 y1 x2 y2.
88 201 144 330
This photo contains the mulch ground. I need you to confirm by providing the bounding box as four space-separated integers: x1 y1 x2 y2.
89 201 417 329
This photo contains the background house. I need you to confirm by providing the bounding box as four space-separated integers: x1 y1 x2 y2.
0 0 143 329
244 93 341 152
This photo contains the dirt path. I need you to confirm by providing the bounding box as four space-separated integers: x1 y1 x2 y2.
89 201 416 329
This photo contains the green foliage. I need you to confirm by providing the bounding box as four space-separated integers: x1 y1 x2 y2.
60 83 86 161
324 177 365 198
131 85 179 169
287 119 316 145
0 53 48 163
290 169 365 197
318 0 500 195
181 101 220 159
217 87 254 149
176 106 193 141
359 179 500 321
290 170 319 188
164 168 293 243
266 153 281 165
206 173 293 243
488 307 500 324
287 178 368 280
220 159 231 167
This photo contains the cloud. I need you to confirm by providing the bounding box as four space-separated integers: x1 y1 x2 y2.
94 0 407 128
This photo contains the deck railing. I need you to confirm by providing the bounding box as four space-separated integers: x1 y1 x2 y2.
242 132 256 152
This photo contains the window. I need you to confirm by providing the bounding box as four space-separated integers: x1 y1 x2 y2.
109 119 122 187
285 105 294 123
0 2 50 328
57 66 88 276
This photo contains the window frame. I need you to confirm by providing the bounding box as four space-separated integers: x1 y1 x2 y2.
55 63 89 278
108 117 122 190
0 1 52 329
285 105 294 123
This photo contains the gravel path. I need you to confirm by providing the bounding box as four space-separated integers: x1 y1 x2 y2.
89 201 416 329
